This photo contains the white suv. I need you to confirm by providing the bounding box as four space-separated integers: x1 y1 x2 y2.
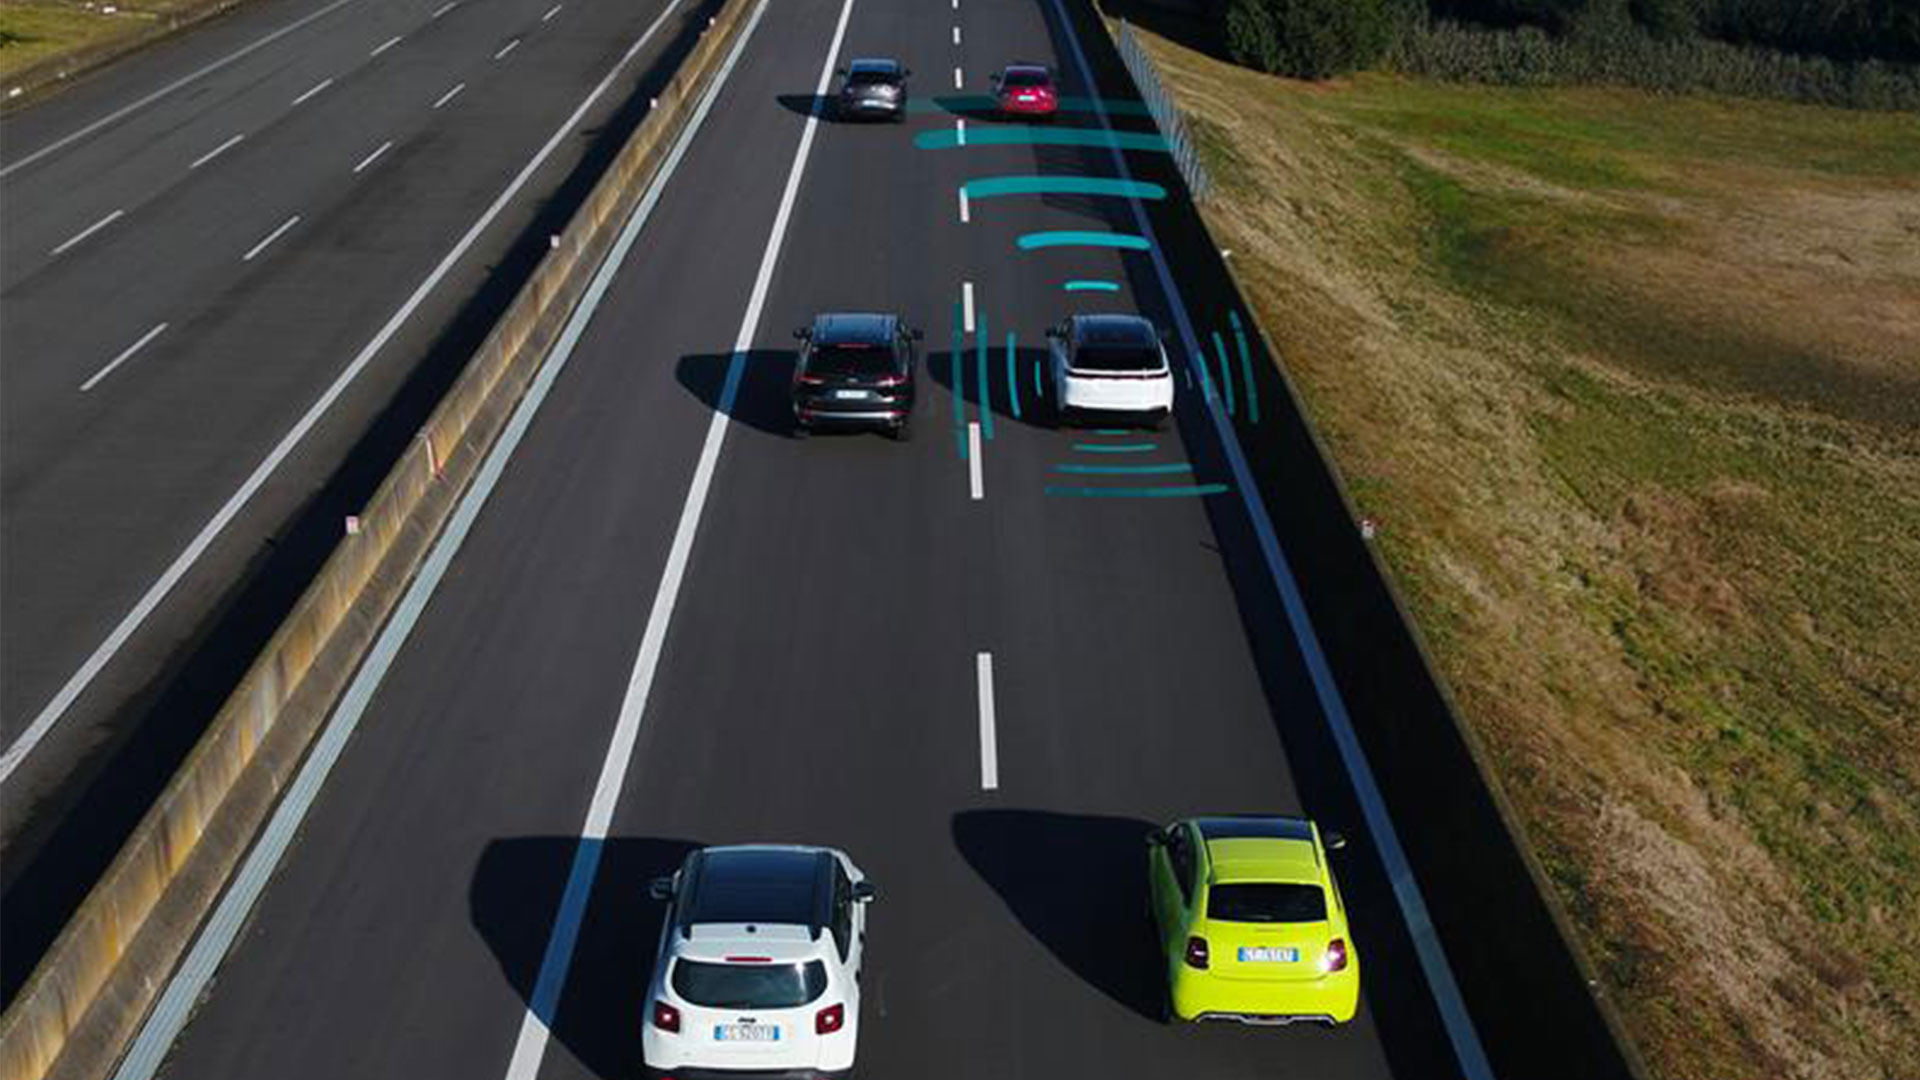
1046 313 1176 428
642 845 875 1080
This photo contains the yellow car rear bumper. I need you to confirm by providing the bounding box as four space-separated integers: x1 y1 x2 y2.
1170 964 1360 1025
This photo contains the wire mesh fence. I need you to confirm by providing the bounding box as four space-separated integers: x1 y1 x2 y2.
1116 19 1212 202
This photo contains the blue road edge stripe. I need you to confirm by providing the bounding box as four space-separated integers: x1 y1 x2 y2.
1048 3 1496 1076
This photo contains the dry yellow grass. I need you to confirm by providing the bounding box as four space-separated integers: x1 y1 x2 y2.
1133 25 1920 1080
0 0 226 83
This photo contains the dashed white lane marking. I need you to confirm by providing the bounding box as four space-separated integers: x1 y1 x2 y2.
495 3 843 1080
958 188 969 224
353 139 394 173
953 65 963 89
370 34 403 57
291 77 334 106
494 38 520 60
50 209 125 256
542 2 563 19
189 133 244 170
953 25 960 44
977 651 998 787
968 421 984 501
956 117 966 145
962 280 975 332
0 0 690 789
97 0 717 1069
80 323 167 393
431 1 457 17
432 82 466 109
242 214 301 261
0 0 365 179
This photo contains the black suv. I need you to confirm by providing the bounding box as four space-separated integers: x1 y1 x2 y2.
792 313 921 439
835 58 908 121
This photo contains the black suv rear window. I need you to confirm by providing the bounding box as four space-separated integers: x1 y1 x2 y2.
809 344 898 377
1208 883 1327 923
672 960 828 1009
1072 344 1160 372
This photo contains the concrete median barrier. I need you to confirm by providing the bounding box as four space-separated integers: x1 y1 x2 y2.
0 3 751 1078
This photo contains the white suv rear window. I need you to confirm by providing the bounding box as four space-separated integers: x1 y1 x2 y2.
671 960 828 1009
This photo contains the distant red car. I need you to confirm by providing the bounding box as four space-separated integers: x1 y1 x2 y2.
992 64 1057 119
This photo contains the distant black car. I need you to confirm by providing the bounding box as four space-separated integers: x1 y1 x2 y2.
792 313 922 439
835 58 908 121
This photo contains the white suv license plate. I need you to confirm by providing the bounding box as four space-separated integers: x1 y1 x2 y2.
1239 946 1300 964
715 1023 781 1042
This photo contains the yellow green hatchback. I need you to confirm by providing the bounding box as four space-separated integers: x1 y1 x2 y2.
1146 815 1360 1025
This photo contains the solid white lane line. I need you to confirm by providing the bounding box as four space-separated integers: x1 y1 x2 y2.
105 0 747 1074
953 65 963 89
542 2 563 19
958 188 969 223
370 34 403 57
50 209 125 256
352 139 394 173
291 76 334 106
432 0 457 17
1048 2 1496 1076
956 117 966 145
0 0 366 179
494 38 520 60
977 652 998 788
500 0 848 1077
969 421 984 501
241 214 300 261
432 82 466 109
80 323 167 393
0 0 692 787
188 133 244 170
962 280 975 332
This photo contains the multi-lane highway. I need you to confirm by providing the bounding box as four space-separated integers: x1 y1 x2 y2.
91 0 1488 1076
0 0 725 982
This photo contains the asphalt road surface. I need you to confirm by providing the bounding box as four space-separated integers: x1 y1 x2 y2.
126 0 1482 1076
0 0 722 975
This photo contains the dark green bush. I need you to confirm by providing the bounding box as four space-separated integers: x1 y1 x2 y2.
1224 0 1394 79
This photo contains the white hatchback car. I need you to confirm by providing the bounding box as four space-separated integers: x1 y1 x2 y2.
642 845 874 1080
1046 313 1175 428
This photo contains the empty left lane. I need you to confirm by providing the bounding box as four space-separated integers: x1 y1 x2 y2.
0 0 712 995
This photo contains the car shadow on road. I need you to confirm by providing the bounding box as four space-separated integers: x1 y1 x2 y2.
951 808 1166 1021
675 350 801 438
921 345 1065 433
471 835 701 1080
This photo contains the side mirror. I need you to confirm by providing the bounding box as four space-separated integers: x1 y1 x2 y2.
648 876 675 901
1324 831 1348 851
793 326 812 340
1144 829 1166 848
852 881 878 903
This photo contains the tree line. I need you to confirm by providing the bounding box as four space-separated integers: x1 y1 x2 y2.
1213 0 1919 106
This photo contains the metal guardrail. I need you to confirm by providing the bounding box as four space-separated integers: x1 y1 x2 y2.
1116 18 1212 201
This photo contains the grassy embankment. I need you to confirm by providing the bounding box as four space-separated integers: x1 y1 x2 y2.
1132 25 1920 1080
1 1 219 83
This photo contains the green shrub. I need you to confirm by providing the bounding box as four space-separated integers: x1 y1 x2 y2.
1384 13 1920 109
1225 0 1394 79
